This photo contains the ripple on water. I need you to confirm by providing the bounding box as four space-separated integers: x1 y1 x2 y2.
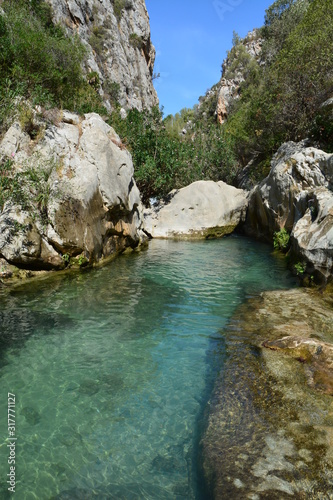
0 237 297 499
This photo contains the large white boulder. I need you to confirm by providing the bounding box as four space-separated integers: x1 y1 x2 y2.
0 112 146 270
144 180 248 239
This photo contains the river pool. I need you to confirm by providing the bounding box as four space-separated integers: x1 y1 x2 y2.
0 237 296 499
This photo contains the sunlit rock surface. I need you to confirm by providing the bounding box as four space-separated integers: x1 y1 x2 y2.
245 141 333 281
201 287 333 498
0 112 146 272
47 0 158 112
144 180 248 239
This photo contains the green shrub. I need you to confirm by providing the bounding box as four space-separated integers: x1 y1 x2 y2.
18 104 44 139
225 32 259 81
273 228 290 252
294 261 306 275
310 102 333 152
0 154 59 227
62 253 70 266
261 0 312 61
109 106 237 204
77 255 88 267
0 79 27 133
129 33 144 50
217 0 333 180
87 72 101 91
0 0 105 121
0 157 15 211
89 25 107 56
112 0 132 22
103 80 121 107
1 0 86 103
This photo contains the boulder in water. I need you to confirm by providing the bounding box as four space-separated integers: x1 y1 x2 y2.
144 180 248 239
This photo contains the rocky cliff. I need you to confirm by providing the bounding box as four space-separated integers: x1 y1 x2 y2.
197 30 262 124
216 30 262 124
46 0 158 112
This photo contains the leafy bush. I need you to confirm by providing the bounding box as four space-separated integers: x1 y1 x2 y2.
294 261 306 275
0 154 58 227
112 0 133 22
89 25 107 56
129 33 144 50
164 107 195 136
273 228 290 252
310 101 333 152
87 72 101 92
261 0 313 62
0 0 105 129
0 157 15 211
1 1 85 101
225 32 259 81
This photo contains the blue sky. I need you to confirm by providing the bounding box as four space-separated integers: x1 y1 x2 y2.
145 0 273 117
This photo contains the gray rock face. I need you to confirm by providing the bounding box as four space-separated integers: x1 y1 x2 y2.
0 205 63 270
46 0 158 111
245 141 333 280
215 78 240 124
0 112 146 271
144 180 248 239
196 30 262 124
216 30 263 124
292 188 333 278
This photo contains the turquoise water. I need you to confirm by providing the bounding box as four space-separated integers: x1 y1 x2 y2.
0 237 295 499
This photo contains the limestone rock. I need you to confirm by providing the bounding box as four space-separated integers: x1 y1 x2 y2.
246 142 330 236
257 289 333 397
216 79 240 124
144 180 248 239
0 205 63 270
291 188 333 279
218 29 263 124
245 141 333 280
46 0 158 111
0 113 145 271
0 122 30 158
198 30 263 124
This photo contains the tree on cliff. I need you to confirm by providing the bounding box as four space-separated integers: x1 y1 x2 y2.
222 0 333 180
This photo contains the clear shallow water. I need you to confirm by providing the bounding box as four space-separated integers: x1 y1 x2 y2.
0 237 295 499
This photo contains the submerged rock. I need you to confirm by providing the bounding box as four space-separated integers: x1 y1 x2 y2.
52 488 101 499
53 482 179 499
263 336 333 395
78 379 100 396
144 180 248 239
21 406 41 425
201 288 333 499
